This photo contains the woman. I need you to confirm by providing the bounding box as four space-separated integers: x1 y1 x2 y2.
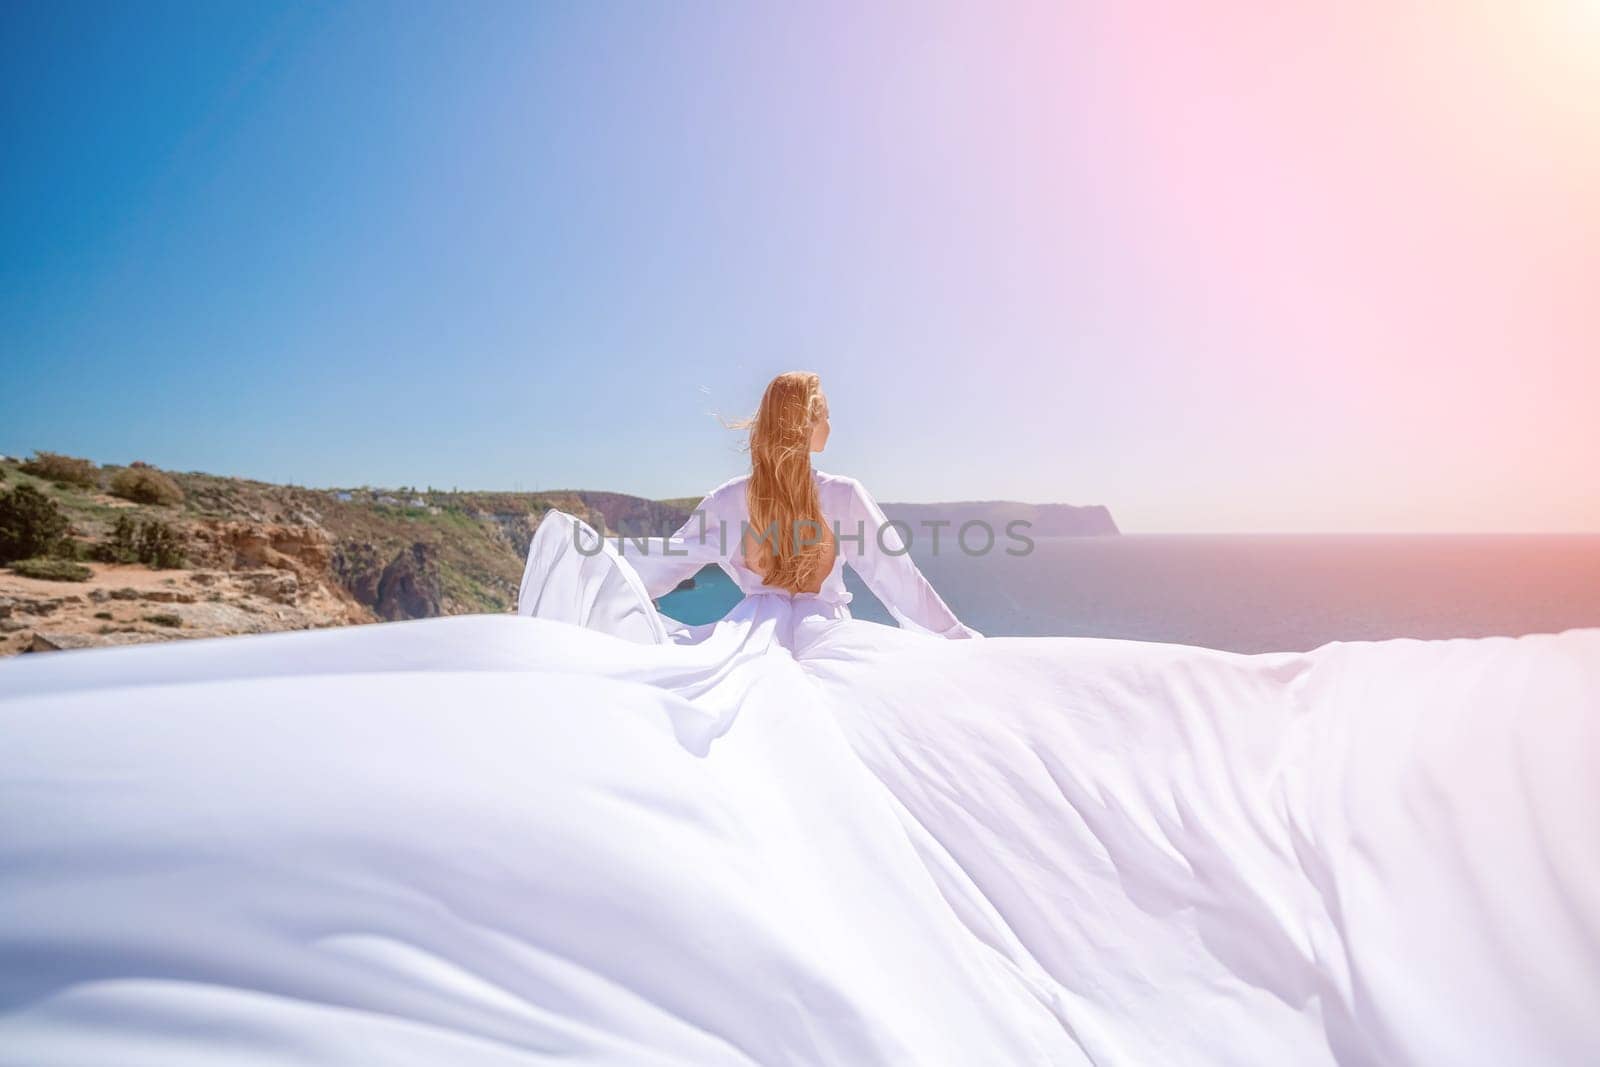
4 375 1596 1065
517 370 982 649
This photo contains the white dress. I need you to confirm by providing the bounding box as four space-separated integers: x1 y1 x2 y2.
518 469 982 640
2 468 1597 1066
511 469 983 755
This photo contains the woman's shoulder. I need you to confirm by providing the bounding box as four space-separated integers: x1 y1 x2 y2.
814 469 865 495
697 473 749 508
813 470 874 517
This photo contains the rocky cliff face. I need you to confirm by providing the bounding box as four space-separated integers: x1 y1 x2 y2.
188 520 336 574
371 543 445 621
332 540 448 621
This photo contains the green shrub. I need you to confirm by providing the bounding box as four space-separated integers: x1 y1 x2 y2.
20 451 98 489
91 515 186 568
110 466 184 505
10 557 93 582
137 519 187 569
0 484 69 562
142 612 182 627
95 515 140 563
51 537 91 561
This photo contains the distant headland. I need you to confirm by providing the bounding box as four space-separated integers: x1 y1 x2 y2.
880 501 1120 538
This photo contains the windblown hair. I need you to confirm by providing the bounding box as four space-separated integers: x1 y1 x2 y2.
730 371 829 593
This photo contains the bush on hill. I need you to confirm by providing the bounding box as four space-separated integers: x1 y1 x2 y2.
0 484 69 562
20 451 98 489
10 557 93 582
96 515 140 563
90 515 187 569
110 466 184 505
137 519 187 569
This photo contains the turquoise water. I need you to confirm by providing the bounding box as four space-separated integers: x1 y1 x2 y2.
656 534 1600 654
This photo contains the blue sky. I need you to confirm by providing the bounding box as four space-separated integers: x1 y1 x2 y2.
3 2 1595 531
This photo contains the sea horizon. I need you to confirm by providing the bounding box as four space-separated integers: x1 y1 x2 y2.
659 531 1600 654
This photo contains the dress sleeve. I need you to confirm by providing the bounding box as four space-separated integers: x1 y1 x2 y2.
840 477 983 639
612 485 735 600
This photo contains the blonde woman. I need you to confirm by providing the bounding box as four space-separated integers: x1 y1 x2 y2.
518 370 982 643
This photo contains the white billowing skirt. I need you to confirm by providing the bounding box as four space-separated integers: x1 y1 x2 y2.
2 510 1597 1065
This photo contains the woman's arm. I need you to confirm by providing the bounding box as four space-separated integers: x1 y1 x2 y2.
613 483 736 600
840 477 983 639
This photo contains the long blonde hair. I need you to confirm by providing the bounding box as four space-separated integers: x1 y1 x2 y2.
730 371 829 593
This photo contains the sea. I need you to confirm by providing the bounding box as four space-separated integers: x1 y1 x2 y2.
656 533 1600 654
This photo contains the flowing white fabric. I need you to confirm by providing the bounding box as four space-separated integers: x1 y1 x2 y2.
2 473 1598 1065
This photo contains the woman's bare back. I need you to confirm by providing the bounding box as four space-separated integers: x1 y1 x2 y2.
740 513 838 595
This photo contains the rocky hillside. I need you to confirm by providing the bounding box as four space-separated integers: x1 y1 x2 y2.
0 454 689 658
